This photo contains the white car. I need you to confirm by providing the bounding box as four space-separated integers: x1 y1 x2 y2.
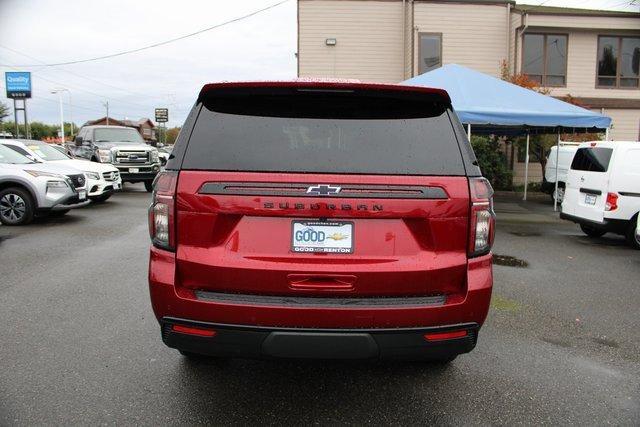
543 142 580 203
0 145 89 225
561 141 640 249
2 139 122 203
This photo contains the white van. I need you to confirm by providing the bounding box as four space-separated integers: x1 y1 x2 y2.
543 142 580 203
561 141 640 249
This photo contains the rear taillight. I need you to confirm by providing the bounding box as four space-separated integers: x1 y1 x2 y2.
424 329 468 342
171 324 217 337
468 177 495 257
148 171 178 251
605 192 618 211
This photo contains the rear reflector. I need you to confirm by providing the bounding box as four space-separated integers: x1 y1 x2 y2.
424 330 468 341
171 324 217 337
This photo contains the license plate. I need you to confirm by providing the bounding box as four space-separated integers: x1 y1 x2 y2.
78 190 86 200
129 168 139 173
585 194 597 205
292 220 353 253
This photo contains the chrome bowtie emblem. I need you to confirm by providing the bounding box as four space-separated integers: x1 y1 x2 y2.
306 184 341 196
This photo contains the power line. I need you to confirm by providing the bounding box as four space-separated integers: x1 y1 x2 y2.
0 0 290 67
0 62 158 111
0 44 170 104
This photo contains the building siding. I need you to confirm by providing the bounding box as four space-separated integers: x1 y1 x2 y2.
297 0 640 155
413 2 509 77
604 109 640 140
525 13 640 31
298 0 404 82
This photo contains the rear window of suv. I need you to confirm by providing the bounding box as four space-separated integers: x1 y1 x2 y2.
181 91 466 176
571 147 613 173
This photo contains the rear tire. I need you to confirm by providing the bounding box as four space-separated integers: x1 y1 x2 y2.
144 181 153 192
90 193 111 203
625 216 640 250
49 209 70 217
551 183 565 204
179 350 227 363
429 355 457 365
580 224 606 238
0 187 35 226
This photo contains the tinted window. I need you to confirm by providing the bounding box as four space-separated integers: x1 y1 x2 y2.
419 34 441 74
93 128 143 144
0 144 35 164
571 147 613 172
26 143 70 161
3 144 31 157
182 101 465 176
598 36 640 88
523 34 567 86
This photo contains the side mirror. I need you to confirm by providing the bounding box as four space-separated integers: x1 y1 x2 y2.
74 136 83 146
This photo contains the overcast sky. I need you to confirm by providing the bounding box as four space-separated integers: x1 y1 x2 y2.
0 0 637 128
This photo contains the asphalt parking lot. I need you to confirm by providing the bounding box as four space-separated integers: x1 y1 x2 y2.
0 186 638 425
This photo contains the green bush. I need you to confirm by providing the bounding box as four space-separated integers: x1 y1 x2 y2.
470 136 512 190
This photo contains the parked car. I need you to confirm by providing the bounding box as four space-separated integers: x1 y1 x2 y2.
68 125 160 192
148 81 495 362
0 144 88 225
156 144 173 167
542 142 580 204
1 139 122 203
561 141 640 249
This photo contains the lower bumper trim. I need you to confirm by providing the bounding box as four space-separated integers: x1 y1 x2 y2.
194 290 446 308
161 317 479 361
560 212 627 233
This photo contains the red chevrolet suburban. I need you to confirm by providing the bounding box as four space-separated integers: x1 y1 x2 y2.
148 81 494 362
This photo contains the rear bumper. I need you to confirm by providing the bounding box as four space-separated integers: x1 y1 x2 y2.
115 165 160 182
149 247 492 353
560 212 628 233
161 317 478 360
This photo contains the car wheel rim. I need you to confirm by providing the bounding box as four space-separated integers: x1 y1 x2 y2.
554 187 564 203
0 194 26 222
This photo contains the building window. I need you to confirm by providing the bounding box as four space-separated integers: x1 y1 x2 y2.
419 33 441 74
597 36 640 89
523 34 567 87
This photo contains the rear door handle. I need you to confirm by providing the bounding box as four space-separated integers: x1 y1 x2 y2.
287 274 357 291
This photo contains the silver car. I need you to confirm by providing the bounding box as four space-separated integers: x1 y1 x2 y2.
0 145 89 225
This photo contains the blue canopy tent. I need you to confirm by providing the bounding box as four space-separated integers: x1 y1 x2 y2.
403 64 612 205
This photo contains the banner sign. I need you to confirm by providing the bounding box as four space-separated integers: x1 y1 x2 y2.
5 72 32 99
155 108 168 123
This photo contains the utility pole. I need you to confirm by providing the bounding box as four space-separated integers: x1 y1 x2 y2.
51 88 66 142
102 101 109 125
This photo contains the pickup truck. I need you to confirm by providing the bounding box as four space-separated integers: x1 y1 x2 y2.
68 125 161 192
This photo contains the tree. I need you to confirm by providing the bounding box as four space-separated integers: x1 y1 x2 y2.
165 127 181 145
499 60 602 177
0 101 10 123
471 135 512 190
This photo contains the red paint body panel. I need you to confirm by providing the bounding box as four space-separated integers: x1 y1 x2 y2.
149 247 492 329
175 171 470 298
148 170 493 329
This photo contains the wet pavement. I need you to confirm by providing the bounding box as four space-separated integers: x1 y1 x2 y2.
0 188 638 424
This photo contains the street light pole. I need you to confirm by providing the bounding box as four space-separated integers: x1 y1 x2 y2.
102 101 109 125
51 88 65 143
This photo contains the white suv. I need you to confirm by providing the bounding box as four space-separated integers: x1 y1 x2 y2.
2 139 121 203
0 145 89 225
561 141 640 249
